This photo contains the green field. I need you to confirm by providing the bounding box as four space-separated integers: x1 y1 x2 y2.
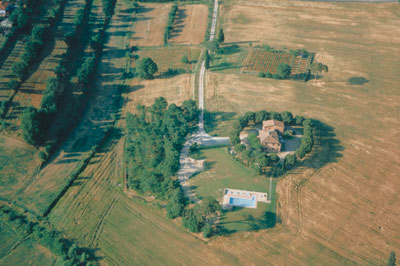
0 221 56 265
0 136 37 198
189 148 277 233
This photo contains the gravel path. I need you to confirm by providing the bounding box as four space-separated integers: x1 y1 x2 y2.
177 0 229 202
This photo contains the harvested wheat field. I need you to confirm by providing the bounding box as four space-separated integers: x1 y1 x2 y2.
200 0 400 264
169 4 208 45
124 74 194 114
130 3 171 47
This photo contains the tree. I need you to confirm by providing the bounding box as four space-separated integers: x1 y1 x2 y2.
386 251 396 266
200 197 220 220
181 55 189 64
294 115 304 125
12 61 29 81
202 223 213 238
182 208 204 233
166 189 186 219
20 107 44 145
281 111 293 124
311 62 328 80
217 28 224 43
136 57 158 79
255 110 269 123
67 243 78 259
276 63 291 79
204 50 210 69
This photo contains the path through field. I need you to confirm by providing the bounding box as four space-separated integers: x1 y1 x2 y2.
177 0 229 201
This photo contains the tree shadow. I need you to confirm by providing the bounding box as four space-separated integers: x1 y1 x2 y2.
347 76 369 85
204 111 237 135
211 61 242 72
218 44 241 55
216 211 280 236
270 119 344 177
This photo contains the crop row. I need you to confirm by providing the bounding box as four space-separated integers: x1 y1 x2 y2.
242 48 311 74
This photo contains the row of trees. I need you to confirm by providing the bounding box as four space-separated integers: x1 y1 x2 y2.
20 0 114 150
258 63 292 80
12 25 50 81
0 0 67 120
229 110 315 176
163 2 178 44
0 205 97 265
20 0 94 146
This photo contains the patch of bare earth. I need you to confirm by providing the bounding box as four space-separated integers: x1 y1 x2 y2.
169 4 208 45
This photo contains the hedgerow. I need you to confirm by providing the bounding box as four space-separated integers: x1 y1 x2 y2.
163 3 178 45
0 205 98 265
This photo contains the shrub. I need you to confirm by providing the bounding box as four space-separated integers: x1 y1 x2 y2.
20 107 45 145
202 223 213 238
386 251 396 266
276 63 291 79
258 72 265 78
181 55 189 64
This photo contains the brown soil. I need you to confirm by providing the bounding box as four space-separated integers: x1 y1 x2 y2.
130 3 171 47
169 4 208 45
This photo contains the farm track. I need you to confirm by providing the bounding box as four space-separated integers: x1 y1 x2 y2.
177 0 229 201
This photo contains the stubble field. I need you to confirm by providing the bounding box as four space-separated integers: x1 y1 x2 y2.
1 0 399 265
130 3 171 47
169 4 209 45
204 0 400 264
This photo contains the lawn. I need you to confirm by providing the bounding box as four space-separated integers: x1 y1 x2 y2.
188 148 276 233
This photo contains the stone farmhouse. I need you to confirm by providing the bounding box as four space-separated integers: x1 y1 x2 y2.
258 119 284 152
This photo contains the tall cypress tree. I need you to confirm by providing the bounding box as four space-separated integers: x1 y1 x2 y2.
204 50 210 69
217 28 224 43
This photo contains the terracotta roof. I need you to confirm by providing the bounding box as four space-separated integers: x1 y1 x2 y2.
259 130 280 145
0 2 10 10
262 119 284 129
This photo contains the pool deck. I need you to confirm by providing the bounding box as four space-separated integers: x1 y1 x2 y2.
222 188 270 210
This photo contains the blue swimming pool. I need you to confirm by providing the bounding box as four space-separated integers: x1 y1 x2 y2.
229 196 256 208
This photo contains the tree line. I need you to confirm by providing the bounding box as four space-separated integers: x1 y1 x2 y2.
20 0 95 147
0 0 62 57
163 2 178 45
229 110 315 177
0 0 67 119
0 205 98 265
20 0 117 164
